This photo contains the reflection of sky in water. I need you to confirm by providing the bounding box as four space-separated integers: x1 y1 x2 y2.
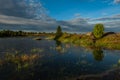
0 37 120 80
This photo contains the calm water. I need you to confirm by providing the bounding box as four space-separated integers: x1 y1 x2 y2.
0 37 120 80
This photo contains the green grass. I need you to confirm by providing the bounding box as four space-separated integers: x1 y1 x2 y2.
96 34 120 49
55 33 120 50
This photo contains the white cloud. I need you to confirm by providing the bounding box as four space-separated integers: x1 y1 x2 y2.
0 14 94 32
74 13 81 18
0 0 54 21
0 0 120 32
91 14 120 22
102 12 108 16
0 14 58 31
0 0 28 18
1 13 120 32
89 14 120 32
0 14 43 25
114 0 120 4
57 18 94 32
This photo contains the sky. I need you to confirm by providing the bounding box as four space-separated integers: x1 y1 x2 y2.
0 0 120 32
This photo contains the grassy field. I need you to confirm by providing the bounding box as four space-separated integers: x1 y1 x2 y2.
96 33 120 50
53 32 120 50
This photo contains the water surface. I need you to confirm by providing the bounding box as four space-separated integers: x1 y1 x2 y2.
0 37 120 80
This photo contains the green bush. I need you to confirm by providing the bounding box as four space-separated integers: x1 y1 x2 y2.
93 24 104 39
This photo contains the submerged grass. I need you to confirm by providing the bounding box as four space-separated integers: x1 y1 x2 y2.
0 52 41 70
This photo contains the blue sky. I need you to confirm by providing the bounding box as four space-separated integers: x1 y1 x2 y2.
40 0 120 20
0 0 120 32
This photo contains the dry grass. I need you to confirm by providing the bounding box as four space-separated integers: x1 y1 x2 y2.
58 32 120 50
0 53 42 70
96 33 120 49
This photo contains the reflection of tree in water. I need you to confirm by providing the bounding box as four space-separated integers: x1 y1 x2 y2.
56 40 61 47
92 48 104 61
55 40 64 53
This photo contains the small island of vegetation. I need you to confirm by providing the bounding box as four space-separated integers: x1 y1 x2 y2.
53 24 120 50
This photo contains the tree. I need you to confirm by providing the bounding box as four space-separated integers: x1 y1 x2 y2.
93 24 104 39
54 26 63 40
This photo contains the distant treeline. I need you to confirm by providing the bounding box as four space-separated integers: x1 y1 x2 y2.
0 30 54 37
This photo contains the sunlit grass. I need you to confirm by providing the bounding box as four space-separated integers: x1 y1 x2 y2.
55 33 120 50
96 33 120 49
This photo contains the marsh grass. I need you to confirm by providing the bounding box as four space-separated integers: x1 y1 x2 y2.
31 48 44 53
58 33 94 47
0 52 41 71
57 33 120 50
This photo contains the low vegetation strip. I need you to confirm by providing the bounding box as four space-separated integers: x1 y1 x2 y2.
56 32 120 50
53 24 120 50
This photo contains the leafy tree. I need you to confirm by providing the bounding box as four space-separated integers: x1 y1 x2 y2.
93 24 104 39
54 26 63 40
